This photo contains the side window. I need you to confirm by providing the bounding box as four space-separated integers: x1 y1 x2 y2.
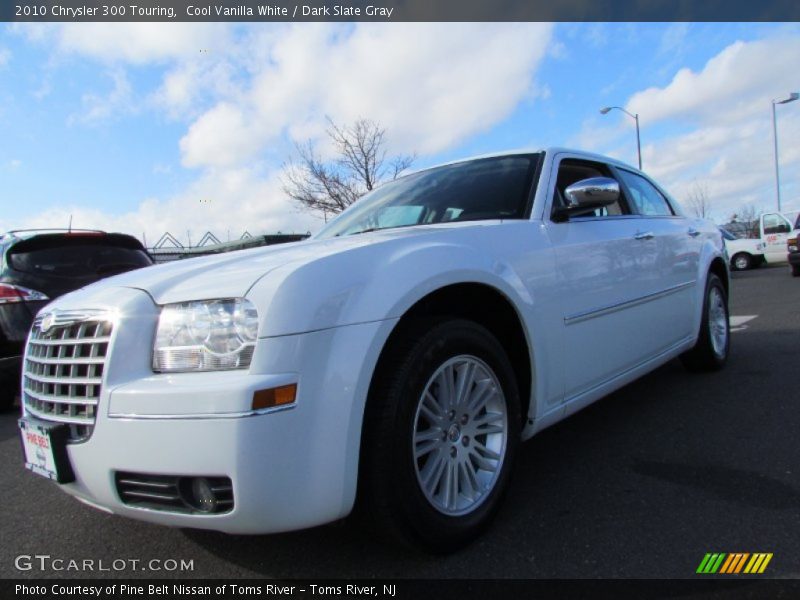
551 159 628 219
617 170 674 217
762 214 791 235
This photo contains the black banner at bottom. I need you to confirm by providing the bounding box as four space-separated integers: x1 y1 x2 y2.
5 579 800 600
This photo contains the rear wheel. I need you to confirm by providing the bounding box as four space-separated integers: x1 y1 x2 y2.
680 274 729 372
731 253 752 271
359 319 520 553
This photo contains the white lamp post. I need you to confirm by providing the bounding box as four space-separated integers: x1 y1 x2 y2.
600 106 642 170
772 92 799 212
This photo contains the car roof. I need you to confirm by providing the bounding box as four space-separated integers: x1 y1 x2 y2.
405 147 640 177
0 229 146 250
2 229 120 241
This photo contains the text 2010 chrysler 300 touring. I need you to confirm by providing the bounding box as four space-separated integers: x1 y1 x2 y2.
19 148 730 551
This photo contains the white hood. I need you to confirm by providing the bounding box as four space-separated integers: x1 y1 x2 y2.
80 229 433 305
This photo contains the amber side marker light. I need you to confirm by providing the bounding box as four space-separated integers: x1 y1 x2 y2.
252 384 297 410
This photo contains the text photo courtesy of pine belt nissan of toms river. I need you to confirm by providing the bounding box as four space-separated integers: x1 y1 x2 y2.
18 148 730 552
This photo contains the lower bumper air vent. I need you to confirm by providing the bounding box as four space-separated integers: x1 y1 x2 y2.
115 471 233 514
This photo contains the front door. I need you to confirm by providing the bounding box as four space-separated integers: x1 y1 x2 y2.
760 213 792 263
544 156 656 401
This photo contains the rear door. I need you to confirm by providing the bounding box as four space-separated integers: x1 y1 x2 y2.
613 167 699 349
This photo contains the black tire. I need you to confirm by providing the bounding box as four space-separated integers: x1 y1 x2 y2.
731 253 751 271
0 376 18 412
359 318 521 553
680 274 729 372
792 265 800 277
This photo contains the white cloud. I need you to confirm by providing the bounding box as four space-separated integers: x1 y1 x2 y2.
658 23 690 56
69 68 134 125
7 159 22 170
627 37 800 126
8 168 320 246
180 102 263 168
8 23 554 241
47 23 229 64
574 35 800 220
0 47 10 68
180 23 554 167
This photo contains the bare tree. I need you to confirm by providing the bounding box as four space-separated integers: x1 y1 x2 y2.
684 181 713 219
282 118 415 219
730 204 760 239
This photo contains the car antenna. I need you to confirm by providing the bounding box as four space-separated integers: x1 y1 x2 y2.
68 214 73 233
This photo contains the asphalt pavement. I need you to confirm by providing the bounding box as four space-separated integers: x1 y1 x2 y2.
1 264 798 579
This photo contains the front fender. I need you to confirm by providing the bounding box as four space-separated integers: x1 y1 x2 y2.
249 226 537 338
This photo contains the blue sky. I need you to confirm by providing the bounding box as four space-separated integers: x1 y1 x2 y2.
1 22 798 244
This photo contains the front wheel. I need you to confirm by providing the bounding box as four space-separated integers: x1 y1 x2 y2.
731 253 752 271
359 319 521 553
792 264 800 277
680 274 729 372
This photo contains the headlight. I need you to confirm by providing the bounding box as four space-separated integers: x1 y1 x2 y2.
153 298 259 372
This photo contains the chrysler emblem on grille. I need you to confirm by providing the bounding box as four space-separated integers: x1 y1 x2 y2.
39 314 54 333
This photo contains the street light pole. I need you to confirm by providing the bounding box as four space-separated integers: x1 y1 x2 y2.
600 106 642 170
772 92 799 213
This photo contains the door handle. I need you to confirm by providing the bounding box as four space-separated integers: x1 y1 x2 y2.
688 228 701 237
634 231 654 240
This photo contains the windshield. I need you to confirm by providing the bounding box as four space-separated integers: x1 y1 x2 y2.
719 228 737 241
315 154 539 239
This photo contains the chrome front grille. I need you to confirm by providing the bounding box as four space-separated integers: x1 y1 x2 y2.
23 311 113 441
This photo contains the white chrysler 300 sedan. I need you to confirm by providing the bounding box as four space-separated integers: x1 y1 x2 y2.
19 148 730 551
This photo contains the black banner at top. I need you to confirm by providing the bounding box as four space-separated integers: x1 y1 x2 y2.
2 0 800 22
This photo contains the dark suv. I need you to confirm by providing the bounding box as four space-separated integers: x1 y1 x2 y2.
0 230 153 408
789 214 800 277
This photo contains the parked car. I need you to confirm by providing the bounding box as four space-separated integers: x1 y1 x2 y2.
719 227 766 270
17 149 729 552
1 230 153 408
787 214 800 276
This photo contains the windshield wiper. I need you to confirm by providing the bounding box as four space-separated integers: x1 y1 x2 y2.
335 227 384 237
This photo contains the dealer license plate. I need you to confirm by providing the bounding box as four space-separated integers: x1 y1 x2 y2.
19 417 75 483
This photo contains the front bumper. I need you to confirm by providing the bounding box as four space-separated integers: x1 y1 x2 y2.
22 286 398 534
61 385 345 534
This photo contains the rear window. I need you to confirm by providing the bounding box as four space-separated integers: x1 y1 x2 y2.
8 237 152 277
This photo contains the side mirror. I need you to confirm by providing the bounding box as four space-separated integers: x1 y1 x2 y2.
554 177 620 221
564 177 620 208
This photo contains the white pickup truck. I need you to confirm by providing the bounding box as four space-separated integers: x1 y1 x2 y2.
724 212 794 270
758 212 794 264
720 228 766 271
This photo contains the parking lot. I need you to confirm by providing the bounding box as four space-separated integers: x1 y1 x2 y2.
0 265 798 579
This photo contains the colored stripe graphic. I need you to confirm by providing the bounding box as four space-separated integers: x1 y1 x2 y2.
697 553 727 573
744 553 773 574
698 553 773 574
720 553 749 573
